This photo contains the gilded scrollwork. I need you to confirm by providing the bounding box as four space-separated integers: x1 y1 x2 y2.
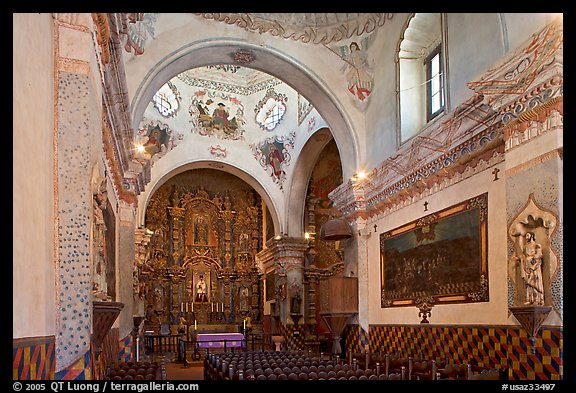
141 179 266 330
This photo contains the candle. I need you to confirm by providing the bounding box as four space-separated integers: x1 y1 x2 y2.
191 302 194 312
186 302 189 312
180 303 183 312
194 320 197 330
216 303 219 312
243 319 246 330
211 302 214 312
221 302 224 311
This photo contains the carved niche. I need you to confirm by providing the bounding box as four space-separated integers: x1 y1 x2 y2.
508 194 558 308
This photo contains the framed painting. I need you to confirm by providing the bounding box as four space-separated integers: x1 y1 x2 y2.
380 193 489 308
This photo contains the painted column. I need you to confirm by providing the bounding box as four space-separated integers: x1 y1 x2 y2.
256 237 308 327
52 13 103 376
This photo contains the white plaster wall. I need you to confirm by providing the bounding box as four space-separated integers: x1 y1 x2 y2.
363 13 557 176
503 13 561 53
364 13 410 171
13 13 56 338
446 13 504 108
364 167 509 325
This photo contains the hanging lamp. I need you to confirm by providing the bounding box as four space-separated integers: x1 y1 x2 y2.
319 217 353 241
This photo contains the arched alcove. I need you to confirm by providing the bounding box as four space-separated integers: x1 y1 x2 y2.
129 40 359 182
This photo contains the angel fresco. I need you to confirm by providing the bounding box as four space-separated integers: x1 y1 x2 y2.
333 36 376 103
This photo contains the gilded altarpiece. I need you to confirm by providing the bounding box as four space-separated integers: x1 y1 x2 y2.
139 173 265 333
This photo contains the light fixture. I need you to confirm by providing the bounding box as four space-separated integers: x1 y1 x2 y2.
319 217 353 241
351 171 368 182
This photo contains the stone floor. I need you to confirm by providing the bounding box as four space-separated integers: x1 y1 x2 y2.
164 360 204 380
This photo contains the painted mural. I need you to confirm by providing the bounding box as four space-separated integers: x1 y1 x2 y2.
327 34 377 105
136 120 182 161
189 90 246 140
250 133 296 190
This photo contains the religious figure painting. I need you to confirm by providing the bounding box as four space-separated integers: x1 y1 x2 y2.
380 193 489 308
328 34 376 107
250 133 296 190
136 120 182 161
189 90 246 140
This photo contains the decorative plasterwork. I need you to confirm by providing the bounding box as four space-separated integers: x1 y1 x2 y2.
467 17 563 114
255 237 309 276
330 93 501 219
195 13 394 45
331 18 563 223
93 14 142 201
298 93 314 126
254 88 288 131
177 71 282 96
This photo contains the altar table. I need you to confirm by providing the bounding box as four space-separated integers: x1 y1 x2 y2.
196 332 245 349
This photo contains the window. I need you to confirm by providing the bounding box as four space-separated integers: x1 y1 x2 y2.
152 82 180 118
397 13 448 144
425 46 444 121
263 100 286 130
255 89 288 131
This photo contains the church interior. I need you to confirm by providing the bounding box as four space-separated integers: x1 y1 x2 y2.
13 13 563 381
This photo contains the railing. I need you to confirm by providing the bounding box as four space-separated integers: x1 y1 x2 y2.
144 334 181 354
177 333 283 366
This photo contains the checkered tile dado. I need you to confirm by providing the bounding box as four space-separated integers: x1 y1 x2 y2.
344 324 562 380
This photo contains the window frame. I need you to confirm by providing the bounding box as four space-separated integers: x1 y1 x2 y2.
425 45 444 122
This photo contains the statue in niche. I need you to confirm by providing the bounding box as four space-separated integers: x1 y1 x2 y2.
239 232 250 253
515 231 545 305
195 274 208 302
239 286 250 312
290 293 302 314
194 215 209 245
92 177 110 301
508 194 558 309
153 287 164 325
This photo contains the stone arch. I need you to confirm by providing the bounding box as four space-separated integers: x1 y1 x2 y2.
129 39 359 181
285 127 339 238
137 160 282 238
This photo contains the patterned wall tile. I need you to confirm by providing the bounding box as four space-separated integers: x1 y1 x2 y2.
345 324 562 380
13 337 55 380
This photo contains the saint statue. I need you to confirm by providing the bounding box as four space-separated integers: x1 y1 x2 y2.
516 231 545 305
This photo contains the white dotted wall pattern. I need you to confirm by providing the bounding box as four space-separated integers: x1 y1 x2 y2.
56 72 96 370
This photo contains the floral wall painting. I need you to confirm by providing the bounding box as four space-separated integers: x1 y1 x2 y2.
380 193 489 308
124 13 159 56
250 133 296 190
189 90 246 140
298 93 314 126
